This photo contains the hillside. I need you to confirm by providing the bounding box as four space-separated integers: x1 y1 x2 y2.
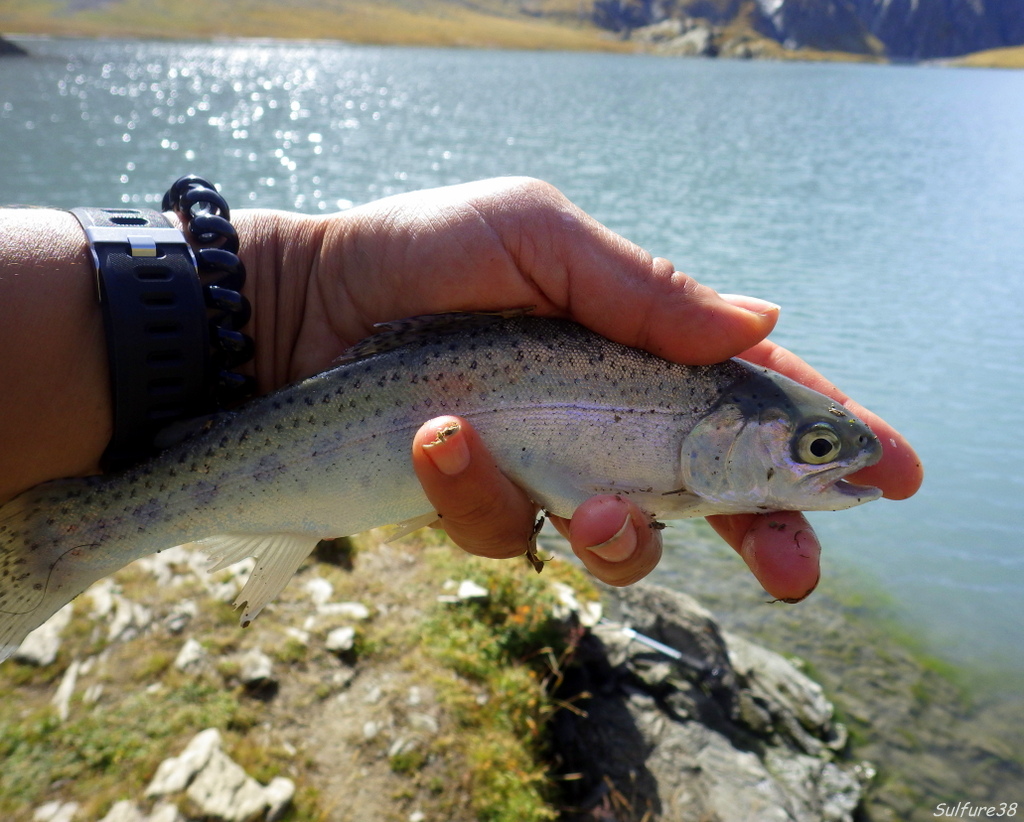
950 42 1024 68
4 0 628 52
2 0 1022 64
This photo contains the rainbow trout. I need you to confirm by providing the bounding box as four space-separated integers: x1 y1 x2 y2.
0 313 882 661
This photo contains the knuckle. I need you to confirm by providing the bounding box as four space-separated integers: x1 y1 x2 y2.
442 498 534 559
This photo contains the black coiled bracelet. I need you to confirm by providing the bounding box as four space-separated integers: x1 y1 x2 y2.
162 174 256 405
72 175 256 472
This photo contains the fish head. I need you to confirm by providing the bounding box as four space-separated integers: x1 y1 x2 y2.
678 367 883 514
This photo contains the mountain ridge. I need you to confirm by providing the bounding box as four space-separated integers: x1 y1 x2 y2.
2 0 1022 66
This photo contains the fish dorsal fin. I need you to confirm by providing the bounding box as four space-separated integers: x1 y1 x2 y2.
338 308 533 364
152 412 229 450
196 532 322 627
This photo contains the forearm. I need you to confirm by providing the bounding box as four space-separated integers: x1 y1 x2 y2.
0 206 318 503
0 208 111 502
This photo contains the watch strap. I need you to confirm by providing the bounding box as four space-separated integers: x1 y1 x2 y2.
71 207 213 471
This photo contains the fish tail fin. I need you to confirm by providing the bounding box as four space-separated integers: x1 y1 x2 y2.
0 479 107 663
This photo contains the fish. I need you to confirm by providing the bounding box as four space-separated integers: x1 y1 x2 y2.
0 312 882 661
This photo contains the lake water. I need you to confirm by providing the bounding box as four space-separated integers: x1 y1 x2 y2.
2 38 1023 684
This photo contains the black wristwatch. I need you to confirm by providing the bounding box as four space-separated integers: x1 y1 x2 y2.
71 206 214 471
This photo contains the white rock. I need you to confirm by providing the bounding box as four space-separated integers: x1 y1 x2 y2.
107 596 153 643
551 582 603 627
88 579 118 620
174 638 206 672
456 579 489 600
146 728 222 797
326 626 356 653
148 804 185 822
146 728 287 822
14 603 74 666
165 599 198 634
185 747 269 822
333 666 356 688
97 800 145 822
83 683 104 705
388 736 414 757
285 626 311 645
304 576 334 605
51 659 81 722
32 801 79 822
237 648 274 684
137 545 193 587
317 601 370 620
725 632 833 734
265 776 296 822
409 712 439 734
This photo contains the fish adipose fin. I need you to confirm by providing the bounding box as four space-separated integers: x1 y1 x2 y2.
197 533 322 628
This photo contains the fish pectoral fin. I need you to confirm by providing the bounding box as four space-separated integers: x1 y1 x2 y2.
197 532 322 627
384 512 441 544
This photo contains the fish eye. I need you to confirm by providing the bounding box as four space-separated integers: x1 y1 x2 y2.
796 425 843 465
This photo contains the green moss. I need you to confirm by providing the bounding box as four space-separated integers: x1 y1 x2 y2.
389 747 428 774
408 548 596 822
0 679 242 817
465 732 557 822
273 637 311 666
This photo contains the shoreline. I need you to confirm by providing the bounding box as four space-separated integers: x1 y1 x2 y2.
569 523 1024 818
569 524 1024 818
3 20 1022 70
649 522 1024 700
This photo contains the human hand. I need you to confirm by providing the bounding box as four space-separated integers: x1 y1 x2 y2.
239 177 922 597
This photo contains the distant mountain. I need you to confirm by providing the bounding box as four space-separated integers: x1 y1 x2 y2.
849 0 1024 59
593 0 1024 58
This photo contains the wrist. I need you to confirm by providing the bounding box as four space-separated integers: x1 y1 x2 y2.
218 208 328 392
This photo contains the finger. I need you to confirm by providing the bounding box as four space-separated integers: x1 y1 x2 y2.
463 179 782 364
555 243 782 365
412 416 537 559
707 511 821 602
550 495 663 587
738 339 924 500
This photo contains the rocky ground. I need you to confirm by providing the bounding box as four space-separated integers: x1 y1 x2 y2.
3 526 1022 821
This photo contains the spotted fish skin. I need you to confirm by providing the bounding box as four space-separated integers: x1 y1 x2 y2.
0 313 882 660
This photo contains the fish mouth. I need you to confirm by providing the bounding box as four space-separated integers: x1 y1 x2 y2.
804 457 882 509
831 478 882 502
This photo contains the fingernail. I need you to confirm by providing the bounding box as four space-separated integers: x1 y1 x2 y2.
587 514 638 563
422 421 470 476
718 293 782 317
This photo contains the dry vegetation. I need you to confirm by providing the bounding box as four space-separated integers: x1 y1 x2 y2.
949 43 1024 68
0 0 631 52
